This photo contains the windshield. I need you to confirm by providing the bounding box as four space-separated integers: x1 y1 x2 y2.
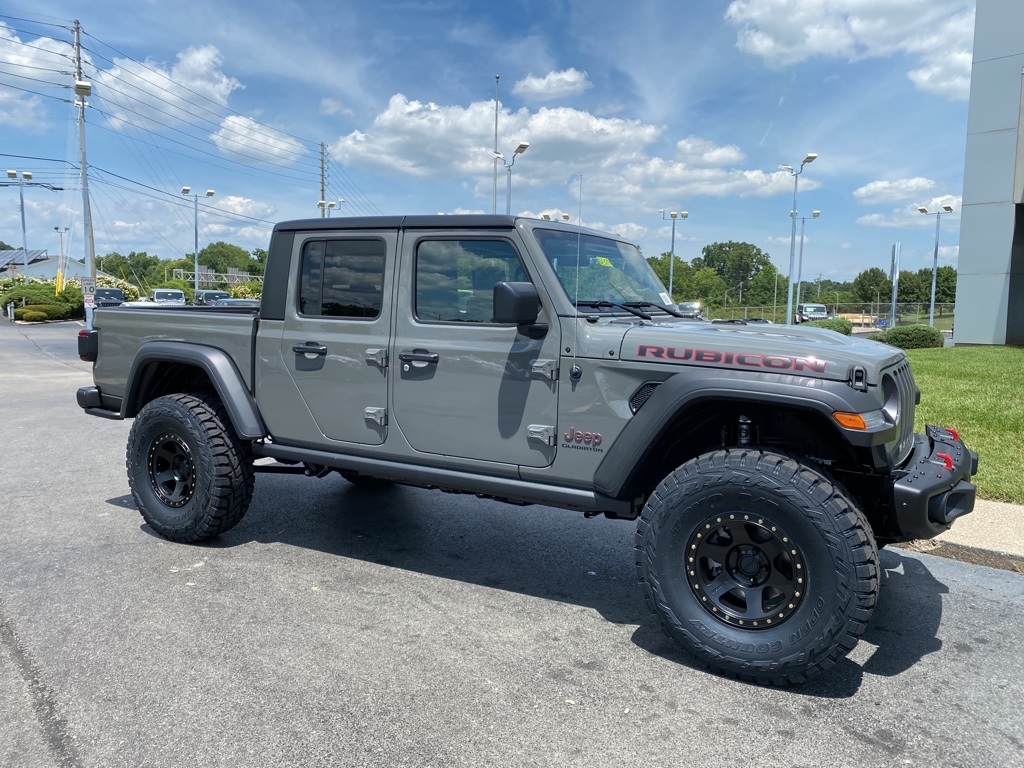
154 291 182 300
533 228 672 309
802 304 827 313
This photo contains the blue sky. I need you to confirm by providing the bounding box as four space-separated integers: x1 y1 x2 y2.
0 0 974 283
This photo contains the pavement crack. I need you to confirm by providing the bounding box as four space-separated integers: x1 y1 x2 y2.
0 598 84 768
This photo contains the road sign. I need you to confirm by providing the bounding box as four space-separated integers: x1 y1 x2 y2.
81 277 96 306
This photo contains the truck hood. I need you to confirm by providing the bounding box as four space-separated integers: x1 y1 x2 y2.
619 321 905 384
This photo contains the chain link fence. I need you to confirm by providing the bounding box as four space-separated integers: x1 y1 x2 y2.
706 302 956 330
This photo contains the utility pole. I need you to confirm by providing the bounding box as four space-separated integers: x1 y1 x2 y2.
320 143 326 218
73 20 96 280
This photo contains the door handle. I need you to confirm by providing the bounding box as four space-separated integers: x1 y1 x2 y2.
293 342 328 356
398 350 439 364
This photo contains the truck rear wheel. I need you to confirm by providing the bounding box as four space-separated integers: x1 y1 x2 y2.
126 393 254 542
635 449 878 685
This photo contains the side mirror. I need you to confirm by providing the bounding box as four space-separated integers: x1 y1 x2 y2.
493 281 540 325
493 282 547 338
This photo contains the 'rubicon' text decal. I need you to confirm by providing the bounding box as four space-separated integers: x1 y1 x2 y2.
636 345 826 374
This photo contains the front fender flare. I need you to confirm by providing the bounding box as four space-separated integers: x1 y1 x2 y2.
123 341 267 439
594 371 894 499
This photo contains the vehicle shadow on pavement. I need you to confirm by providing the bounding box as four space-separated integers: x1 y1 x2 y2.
125 478 949 691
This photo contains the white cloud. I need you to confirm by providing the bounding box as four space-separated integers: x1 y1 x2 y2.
725 1 974 100
0 23 70 130
856 194 961 227
94 45 242 131
853 177 935 205
211 115 306 165
215 194 275 218
320 97 353 117
675 137 746 167
513 68 592 101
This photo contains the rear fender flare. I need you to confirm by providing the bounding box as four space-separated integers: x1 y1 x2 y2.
123 341 267 439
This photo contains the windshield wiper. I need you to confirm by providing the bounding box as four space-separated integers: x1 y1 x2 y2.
574 300 652 320
622 301 686 318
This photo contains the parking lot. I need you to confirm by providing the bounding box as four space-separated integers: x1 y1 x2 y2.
1 319 1022 767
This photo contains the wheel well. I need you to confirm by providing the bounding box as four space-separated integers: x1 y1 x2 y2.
629 398 869 504
125 361 216 416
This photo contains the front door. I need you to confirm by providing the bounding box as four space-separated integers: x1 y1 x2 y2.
390 231 560 467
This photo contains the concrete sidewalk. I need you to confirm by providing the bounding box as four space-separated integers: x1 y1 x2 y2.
897 498 1024 573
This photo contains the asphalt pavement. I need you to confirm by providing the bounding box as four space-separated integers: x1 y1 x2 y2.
1 318 1022 768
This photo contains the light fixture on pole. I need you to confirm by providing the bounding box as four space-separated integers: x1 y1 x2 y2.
181 186 214 293
492 141 529 215
918 204 954 327
794 210 821 309
7 169 32 271
317 200 338 216
659 209 689 300
780 153 818 325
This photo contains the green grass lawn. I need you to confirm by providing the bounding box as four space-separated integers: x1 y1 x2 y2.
906 345 1024 504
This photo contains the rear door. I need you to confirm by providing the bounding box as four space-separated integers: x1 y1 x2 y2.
390 229 560 467
273 232 395 444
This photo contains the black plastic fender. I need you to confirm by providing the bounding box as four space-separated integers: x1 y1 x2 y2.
123 341 267 439
594 369 896 499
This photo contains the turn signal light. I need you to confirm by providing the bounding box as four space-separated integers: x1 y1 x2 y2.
833 412 867 430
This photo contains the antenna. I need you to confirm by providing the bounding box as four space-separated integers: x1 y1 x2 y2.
570 173 584 382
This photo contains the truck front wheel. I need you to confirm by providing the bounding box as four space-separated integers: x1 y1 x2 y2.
635 449 879 685
126 393 254 542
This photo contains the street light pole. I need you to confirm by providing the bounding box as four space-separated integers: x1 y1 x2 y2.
492 74 500 214
918 204 954 326
659 209 689 299
780 153 818 325
6 170 32 271
493 142 529 215
795 210 821 309
181 186 215 293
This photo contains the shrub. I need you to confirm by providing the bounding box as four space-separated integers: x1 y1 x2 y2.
866 332 889 342
16 309 48 322
804 318 853 335
13 303 72 321
879 324 944 350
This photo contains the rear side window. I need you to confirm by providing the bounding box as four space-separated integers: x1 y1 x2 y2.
414 239 527 323
299 238 386 318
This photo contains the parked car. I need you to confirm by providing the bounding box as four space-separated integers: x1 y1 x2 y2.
93 288 124 308
212 298 261 309
795 302 829 323
676 301 703 318
149 289 186 305
193 290 230 306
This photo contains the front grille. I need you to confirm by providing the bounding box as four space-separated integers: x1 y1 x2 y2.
888 360 917 465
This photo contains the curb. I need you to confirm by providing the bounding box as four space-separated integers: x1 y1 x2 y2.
893 539 1024 575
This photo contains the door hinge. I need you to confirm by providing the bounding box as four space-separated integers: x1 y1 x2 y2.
530 359 558 380
364 407 387 426
527 424 556 446
365 348 388 368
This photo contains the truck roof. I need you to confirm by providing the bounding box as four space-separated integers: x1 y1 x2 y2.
271 214 616 239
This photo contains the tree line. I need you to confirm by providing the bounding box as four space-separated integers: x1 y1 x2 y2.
646 241 957 308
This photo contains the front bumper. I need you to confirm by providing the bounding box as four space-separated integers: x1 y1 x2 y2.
891 424 979 540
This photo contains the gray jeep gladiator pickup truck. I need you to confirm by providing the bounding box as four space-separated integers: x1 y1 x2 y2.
76 215 978 685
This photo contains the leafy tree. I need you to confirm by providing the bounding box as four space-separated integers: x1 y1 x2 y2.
896 270 927 302
918 265 957 304
744 262 784 306
691 267 727 304
692 241 772 289
647 252 695 301
851 267 892 304
196 241 264 278
0 240 13 250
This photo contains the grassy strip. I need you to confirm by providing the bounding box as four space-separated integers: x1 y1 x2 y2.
906 345 1024 504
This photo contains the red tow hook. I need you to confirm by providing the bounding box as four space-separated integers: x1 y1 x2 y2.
935 452 954 471
945 427 960 441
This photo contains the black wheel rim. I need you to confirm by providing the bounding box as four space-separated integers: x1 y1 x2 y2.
686 513 806 629
147 433 196 508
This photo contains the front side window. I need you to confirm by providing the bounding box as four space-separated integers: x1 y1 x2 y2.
299 238 386 318
414 239 527 323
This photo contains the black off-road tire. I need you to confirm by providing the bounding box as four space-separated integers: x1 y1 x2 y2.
126 393 255 543
635 448 879 685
